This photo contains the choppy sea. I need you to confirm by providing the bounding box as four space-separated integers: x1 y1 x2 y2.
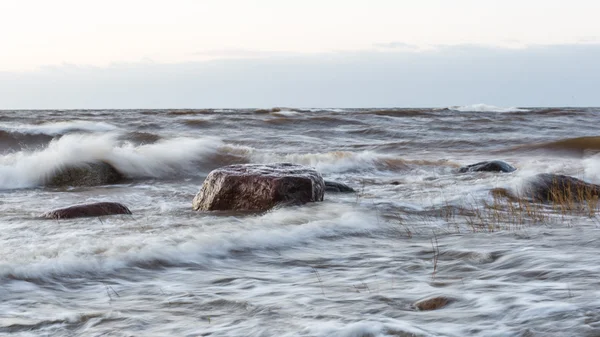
1 104 600 337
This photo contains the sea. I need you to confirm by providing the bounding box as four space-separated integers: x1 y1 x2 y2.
1 104 600 337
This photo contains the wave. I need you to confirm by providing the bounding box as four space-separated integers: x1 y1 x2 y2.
509 136 600 157
0 130 54 151
250 150 453 174
452 104 529 113
0 134 248 189
167 109 214 116
0 205 377 284
361 109 431 117
270 109 300 117
0 132 457 188
182 118 212 128
0 121 119 136
0 121 121 152
263 115 365 127
0 312 118 334
308 321 430 337
119 131 161 144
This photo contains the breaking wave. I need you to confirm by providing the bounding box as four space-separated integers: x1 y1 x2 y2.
0 134 248 189
452 104 529 113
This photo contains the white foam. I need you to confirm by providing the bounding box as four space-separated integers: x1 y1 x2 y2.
0 205 377 282
452 104 529 113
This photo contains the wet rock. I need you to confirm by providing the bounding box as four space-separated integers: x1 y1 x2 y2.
45 162 124 187
324 180 355 193
43 202 132 219
193 163 325 211
413 296 451 311
526 173 600 202
459 160 516 173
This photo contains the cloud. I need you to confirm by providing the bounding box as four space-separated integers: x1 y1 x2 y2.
577 36 600 43
192 48 297 59
373 42 420 50
1 44 599 109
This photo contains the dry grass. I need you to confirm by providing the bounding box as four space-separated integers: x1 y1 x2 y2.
437 182 600 233
430 233 439 280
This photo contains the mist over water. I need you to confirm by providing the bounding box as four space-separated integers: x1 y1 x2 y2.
1 106 600 336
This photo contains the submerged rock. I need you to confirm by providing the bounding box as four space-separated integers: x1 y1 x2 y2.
45 162 124 187
413 296 452 311
324 180 355 193
43 202 132 219
193 163 325 211
459 160 516 173
526 173 600 202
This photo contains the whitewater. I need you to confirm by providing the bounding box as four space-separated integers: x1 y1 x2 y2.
1 106 600 336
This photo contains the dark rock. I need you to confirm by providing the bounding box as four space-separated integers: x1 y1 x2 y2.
193 163 325 211
526 173 600 202
45 162 124 187
324 180 355 193
43 202 132 219
459 160 516 173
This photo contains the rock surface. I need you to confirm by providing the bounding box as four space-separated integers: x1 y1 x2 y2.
324 180 355 193
526 173 600 202
193 163 325 211
43 202 132 219
45 162 124 187
459 160 516 173
414 296 451 311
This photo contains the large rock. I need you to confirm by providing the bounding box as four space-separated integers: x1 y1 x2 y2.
324 180 355 193
193 163 325 211
43 202 132 219
459 160 516 173
45 162 124 187
526 173 600 202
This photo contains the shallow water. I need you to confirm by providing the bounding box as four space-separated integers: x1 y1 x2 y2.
1 105 600 336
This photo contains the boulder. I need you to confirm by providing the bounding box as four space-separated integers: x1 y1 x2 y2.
43 202 132 219
193 163 325 211
45 162 124 187
459 160 516 173
526 173 600 202
324 180 355 193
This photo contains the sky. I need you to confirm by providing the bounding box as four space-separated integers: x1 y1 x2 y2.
1 0 599 108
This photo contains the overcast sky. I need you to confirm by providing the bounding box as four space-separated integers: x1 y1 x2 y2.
1 0 599 108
